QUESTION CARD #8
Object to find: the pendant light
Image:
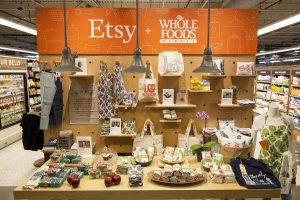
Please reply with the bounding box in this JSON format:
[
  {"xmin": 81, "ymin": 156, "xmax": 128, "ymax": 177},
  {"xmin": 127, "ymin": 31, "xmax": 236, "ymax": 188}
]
[
  {"xmin": 53, "ymin": 0, "xmax": 82, "ymax": 72},
  {"xmin": 123, "ymin": 0, "xmax": 151, "ymax": 73},
  {"xmin": 192, "ymin": 0, "xmax": 220, "ymax": 73}
]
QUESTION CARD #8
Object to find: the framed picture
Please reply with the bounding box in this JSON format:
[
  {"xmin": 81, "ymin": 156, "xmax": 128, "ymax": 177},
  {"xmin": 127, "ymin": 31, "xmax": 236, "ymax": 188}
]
[
  {"xmin": 176, "ymin": 88, "xmax": 188, "ymax": 105},
  {"xmin": 75, "ymin": 58, "xmax": 87, "ymax": 75},
  {"xmin": 110, "ymin": 118, "xmax": 122, "ymax": 135},
  {"xmin": 77, "ymin": 136, "xmax": 92, "ymax": 155},
  {"xmin": 163, "ymin": 89, "xmax": 174, "ymax": 105},
  {"xmin": 221, "ymin": 89, "xmax": 233, "ymax": 105}
]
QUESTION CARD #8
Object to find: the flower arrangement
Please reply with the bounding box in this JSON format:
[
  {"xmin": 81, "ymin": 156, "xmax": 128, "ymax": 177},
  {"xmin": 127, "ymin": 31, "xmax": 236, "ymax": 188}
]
[{"xmin": 195, "ymin": 111, "xmax": 209, "ymax": 129}]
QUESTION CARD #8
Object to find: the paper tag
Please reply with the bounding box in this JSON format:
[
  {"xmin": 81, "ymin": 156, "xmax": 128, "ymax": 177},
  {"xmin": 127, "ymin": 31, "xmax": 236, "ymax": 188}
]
[{"xmin": 239, "ymin": 164, "xmax": 247, "ymax": 175}]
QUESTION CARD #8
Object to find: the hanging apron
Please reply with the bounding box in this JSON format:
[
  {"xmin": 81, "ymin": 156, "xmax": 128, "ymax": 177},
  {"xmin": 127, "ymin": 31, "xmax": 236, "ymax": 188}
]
[
  {"xmin": 97, "ymin": 63, "xmax": 115, "ymax": 120},
  {"xmin": 259, "ymin": 115, "xmax": 291, "ymax": 178},
  {"xmin": 113, "ymin": 63, "xmax": 127, "ymax": 105}
]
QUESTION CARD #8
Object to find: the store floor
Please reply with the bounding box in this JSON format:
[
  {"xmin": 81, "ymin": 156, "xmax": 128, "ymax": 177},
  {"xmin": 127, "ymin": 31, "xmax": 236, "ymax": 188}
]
[{"xmin": 0, "ymin": 141, "xmax": 299, "ymax": 200}]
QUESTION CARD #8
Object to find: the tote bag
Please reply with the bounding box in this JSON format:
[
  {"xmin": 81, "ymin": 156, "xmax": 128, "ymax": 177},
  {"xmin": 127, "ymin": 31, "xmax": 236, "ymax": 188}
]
[
  {"xmin": 158, "ymin": 51, "xmax": 184, "ymax": 76},
  {"xmin": 133, "ymin": 119, "xmax": 163, "ymax": 155},
  {"xmin": 178, "ymin": 119, "xmax": 203, "ymax": 155},
  {"xmin": 138, "ymin": 65, "xmax": 159, "ymax": 102}
]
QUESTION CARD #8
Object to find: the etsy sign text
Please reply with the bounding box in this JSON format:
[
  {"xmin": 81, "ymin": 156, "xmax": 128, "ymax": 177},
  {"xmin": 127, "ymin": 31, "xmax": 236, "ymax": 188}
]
[{"xmin": 36, "ymin": 8, "xmax": 258, "ymax": 55}]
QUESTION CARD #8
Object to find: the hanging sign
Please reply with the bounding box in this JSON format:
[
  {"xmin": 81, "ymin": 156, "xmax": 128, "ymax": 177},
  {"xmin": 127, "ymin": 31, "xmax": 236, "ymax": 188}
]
[
  {"xmin": 36, "ymin": 8, "xmax": 258, "ymax": 55},
  {"xmin": 0, "ymin": 56, "xmax": 27, "ymax": 70},
  {"xmin": 257, "ymin": 70, "xmax": 271, "ymax": 75},
  {"xmin": 272, "ymin": 70, "xmax": 290, "ymax": 75}
]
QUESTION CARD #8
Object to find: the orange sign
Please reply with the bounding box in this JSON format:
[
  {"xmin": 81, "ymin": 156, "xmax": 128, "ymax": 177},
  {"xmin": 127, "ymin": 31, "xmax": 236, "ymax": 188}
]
[{"xmin": 36, "ymin": 8, "xmax": 258, "ymax": 55}]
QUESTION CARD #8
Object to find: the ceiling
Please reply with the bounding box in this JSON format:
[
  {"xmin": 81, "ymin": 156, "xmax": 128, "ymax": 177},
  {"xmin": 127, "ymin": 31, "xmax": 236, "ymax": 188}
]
[{"xmin": 0, "ymin": 0, "xmax": 299, "ymax": 58}]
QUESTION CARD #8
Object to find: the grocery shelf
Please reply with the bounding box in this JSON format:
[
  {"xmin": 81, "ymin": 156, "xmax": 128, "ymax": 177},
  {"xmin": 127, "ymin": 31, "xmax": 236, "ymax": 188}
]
[
  {"xmin": 231, "ymin": 75, "xmax": 256, "ymax": 78},
  {"xmin": 271, "ymin": 91, "xmax": 288, "ymax": 95},
  {"xmin": 271, "ymin": 99, "xmax": 285, "ymax": 103},
  {"xmin": 255, "ymin": 96, "xmax": 270, "ymax": 101},
  {"xmin": 188, "ymin": 89, "xmax": 213, "ymax": 93},
  {"xmin": 288, "ymin": 112, "xmax": 300, "ymax": 117},
  {"xmin": 217, "ymin": 104, "xmax": 241, "ymax": 107},
  {"xmin": 114, "ymin": 103, "xmax": 137, "ymax": 109},
  {"xmin": 159, "ymin": 119, "xmax": 182, "ymax": 123},
  {"xmin": 257, "ymin": 80, "xmax": 271, "ymax": 84},
  {"xmin": 31, "ymin": 104, "xmax": 41, "ymax": 109},
  {"xmin": 291, "ymin": 85, "xmax": 300, "ymax": 88},
  {"xmin": 290, "ymin": 95, "xmax": 300, "ymax": 98},
  {"xmin": 257, "ymin": 89, "xmax": 268, "ymax": 92},
  {"xmin": 99, "ymin": 134, "xmax": 136, "ymax": 138},
  {"xmin": 0, "ymin": 108, "xmax": 26, "ymax": 116},
  {"xmin": 271, "ymin": 83, "xmax": 289, "ymax": 86},
  {"xmin": 145, "ymin": 103, "xmax": 196, "ymax": 108}
]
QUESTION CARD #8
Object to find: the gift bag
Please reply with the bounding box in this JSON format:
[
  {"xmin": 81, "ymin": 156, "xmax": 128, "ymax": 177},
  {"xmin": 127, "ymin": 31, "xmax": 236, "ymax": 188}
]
[
  {"xmin": 178, "ymin": 119, "xmax": 203, "ymax": 155},
  {"xmin": 236, "ymin": 62, "xmax": 255, "ymax": 75},
  {"xmin": 133, "ymin": 119, "xmax": 163, "ymax": 155},
  {"xmin": 138, "ymin": 64, "xmax": 159, "ymax": 102},
  {"xmin": 158, "ymin": 51, "xmax": 184, "ymax": 76},
  {"xmin": 220, "ymin": 146, "xmax": 250, "ymax": 164}
]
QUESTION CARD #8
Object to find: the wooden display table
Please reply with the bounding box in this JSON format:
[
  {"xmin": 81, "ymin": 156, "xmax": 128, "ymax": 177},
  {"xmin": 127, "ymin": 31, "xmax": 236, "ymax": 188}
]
[{"xmin": 14, "ymin": 156, "xmax": 280, "ymax": 200}]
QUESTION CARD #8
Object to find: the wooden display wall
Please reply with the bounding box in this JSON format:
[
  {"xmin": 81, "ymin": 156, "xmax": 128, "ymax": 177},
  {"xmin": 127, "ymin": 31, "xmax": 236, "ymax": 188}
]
[{"xmin": 41, "ymin": 55, "xmax": 255, "ymax": 153}]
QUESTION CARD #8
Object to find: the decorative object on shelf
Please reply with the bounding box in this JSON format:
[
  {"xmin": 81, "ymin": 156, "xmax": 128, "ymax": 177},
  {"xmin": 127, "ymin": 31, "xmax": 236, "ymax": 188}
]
[
  {"xmin": 190, "ymin": 78, "xmax": 210, "ymax": 91},
  {"xmin": 192, "ymin": 0, "xmax": 220, "ymax": 74},
  {"xmin": 221, "ymin": 89, "xmax": 233, "ymax": 105},
  {"xmin": 162, "ymin": 109, "xmax": 177, "ymax": 119},
  {"xmin": 196, "ymin": 111, "xmax": 210, "ymax": 129},
  {"xmin": 121, "ymin": 120, "xmax": 137, "ymax": 135},
  {"xmin": 53, "ymin": 0, "xmax": 82, "ymax": 73},
  {"xmin": 74, "ymin": 58, "xmax": 87, "ymax": 75},
  {"xmin": 229, "ymin": 85, "xmax": 238, "ymax": 104},
  {"xmin": 133, "ymin": 118, "xmax": 163, "ymax": 155},
  {"xmin": 236, "ymin": 62, "xmax": 255, "ymax": 75},
  {"xmin": 138, "ymin": 62, "xmax": 159, "ymax": 102},
  {"xmin": 123, "ymin": 0, "xmax": 150, "ymax": 74},
  {"xmin": 162, "ymin": 89, "xmax": 174, "ymax": 105},
  {"xmin": 190, "ymin": 141, "xmax": 218, "ymax": 162},
  {"xmin": 110, "ymin": 118, "xmax": 122, "ymax": 135},
  {"xmin": 133, "ymin": 147, "xmax": 154, "ymax": 167},
  {"xmin": 176, "ymin": 88, "xmax": 188, "ymax": 105},
  {"xmin": 178, "ymin": 119, "xmax": 204, "ymax": 156},
  {"xmin": 158, "ymin": 51, "xmax": 184, "ymax": 76},
  {"xmin": 212, "ymin": 59, "xmax": 224, "ymax": 75}
]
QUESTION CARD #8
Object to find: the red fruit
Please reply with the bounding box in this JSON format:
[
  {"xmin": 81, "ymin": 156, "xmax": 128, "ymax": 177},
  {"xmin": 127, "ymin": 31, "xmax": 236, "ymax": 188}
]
[
  {"xmin": 104, "ymin": 176, "xmax": 113, "ymax": 187},
  {"xmin": 106, "ymin": 172, "xmax": 116, "ymax": 178},
  {"xmin": 67, "ymin": 174, "xmax": 77, "ymax": 185},
  {"xmin": 112, "ymin": 175, "xmax": 121, "ymax": 185},
  {"xmin": 71, "ymin": 177, "xmax": 80, "ymax": 188}
]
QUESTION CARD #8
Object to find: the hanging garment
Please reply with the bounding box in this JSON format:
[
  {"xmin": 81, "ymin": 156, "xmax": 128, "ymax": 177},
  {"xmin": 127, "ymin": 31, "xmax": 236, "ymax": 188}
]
[
  {"xmin": 259, "ymin": 115, "xmax": 291, "ymax": 178},
  {"xmin": 40, "ymin": 71, "xmax": 57, "ymax": 130},
  {"xmin": 113, "ymin": 62, "xmax": 127, "ymax": 105},
  {"xmin": 97, "ymin": 63, "xmax": 115, "ymax": 119},
  {"xmin": 21, "ymin": 113, "xmax": 44, "ymax": 151},
  {"xmin": 49, "ymin": 78, "xmax": 63, "ymax": 125}
]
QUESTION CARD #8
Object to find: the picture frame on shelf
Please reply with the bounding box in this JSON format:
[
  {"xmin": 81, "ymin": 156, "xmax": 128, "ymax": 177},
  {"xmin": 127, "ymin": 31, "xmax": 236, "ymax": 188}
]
[
  {"xmin": 176, "ymin": 88, "xmax": 188, "ymax": 105},
  {"xmin": 77, "ymin": 136, "xmax": 92, "ymax": 155},
  {"xmin": 221, "ymin": 89, "xmax": 233, "ymax": 105},
  {"xmin": 163, "ymin": 89, "xmax": 175, "ymax": 105},
  {"xmin": 110, "ymin": 118, "xmax": 122, "ymax": 135}
]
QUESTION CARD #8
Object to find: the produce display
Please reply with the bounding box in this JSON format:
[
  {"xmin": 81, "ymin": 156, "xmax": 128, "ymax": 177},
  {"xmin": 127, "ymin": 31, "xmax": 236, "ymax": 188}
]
[
  {"xmin": 189, "ymin": 78, "xmax": 210, "ymax": 91},
  {"xmin": 104, "ymin": 172, "xmax": 121, "ymax": 187},
  {"xmin": 150, "ymin": 164, "xmax": 204, "ymax": 184}
]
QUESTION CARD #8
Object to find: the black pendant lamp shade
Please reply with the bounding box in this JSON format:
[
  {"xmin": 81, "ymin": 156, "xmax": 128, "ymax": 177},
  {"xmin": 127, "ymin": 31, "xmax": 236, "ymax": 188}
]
[
  {"xmin": 192, "ymin": 0, "xmax": 220, "ymax": 73},
  {"xmin": 123, "ymin": 0, "xmax": 151, "ymax": 74},
  {"xmin": 53, "ymin": 0, "xmax": 82, "ymax": 72}
]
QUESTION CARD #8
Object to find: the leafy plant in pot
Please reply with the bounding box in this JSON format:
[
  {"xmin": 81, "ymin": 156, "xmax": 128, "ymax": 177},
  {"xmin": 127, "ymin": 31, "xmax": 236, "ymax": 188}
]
[{"xmin": 190, "ymin": 141, "xmax": 218, "ymax": 162}]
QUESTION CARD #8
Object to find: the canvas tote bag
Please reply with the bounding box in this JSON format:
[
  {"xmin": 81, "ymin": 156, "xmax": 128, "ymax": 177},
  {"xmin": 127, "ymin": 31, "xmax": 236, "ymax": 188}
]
[
  {"xmin": 138, "ymin": 65, "xmax": 159, "ymax": 102},
  {"xmin": 158, "ymin": 51, "xmax": 184, "ymax": 76},
  {"xmin": 133, "ymin": 118, "xmax": 163, "ymax": 155},
  {"xmin": 178, "ymin": 119, "xmax": 203, "ymax": 155}
]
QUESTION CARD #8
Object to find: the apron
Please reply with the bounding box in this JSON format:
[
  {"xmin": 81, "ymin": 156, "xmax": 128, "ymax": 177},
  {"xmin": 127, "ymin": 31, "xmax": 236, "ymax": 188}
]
[
  {"xmin": 97, "ymin": 63, "xmax": 115, "ymax": 119},
  {"xmin": 259, "ymin": 115, "xmax": 291, "ymax": 178}
]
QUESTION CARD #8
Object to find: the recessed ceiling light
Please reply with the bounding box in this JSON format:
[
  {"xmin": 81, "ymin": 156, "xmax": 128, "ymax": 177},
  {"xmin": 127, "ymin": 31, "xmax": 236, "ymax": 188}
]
[
  {"xmin": 0, "ymin": 18, "xmax": 36, "ymax": 35},
  {"xmin": 256, "ymin": 46, "xmax": 300, "ymax": 56}
]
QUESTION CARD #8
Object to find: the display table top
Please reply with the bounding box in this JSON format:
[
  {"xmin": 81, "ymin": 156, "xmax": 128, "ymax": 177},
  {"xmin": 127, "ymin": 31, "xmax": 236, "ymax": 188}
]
[{"xmin": 14, "ymin": 156, "xmax": 280, "ymax": 200}]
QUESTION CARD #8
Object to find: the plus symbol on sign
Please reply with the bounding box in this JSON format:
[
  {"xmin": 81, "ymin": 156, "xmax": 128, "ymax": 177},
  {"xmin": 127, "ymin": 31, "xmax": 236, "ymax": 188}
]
[{"xmin": 145, "ymin": 28, "xmax": 151, "ymax": 35}]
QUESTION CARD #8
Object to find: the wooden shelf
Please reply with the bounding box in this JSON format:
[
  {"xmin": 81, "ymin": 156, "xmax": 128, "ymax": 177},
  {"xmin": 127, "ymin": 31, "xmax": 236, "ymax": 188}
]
[
  {"xmin": 114, "ymin": 103, "xmax": 137, "ymax": 109},
  {"xmin": 145, "ymin": 103, "xmax": 196, "ymax": 108},
  {"xmin": 69, "ymin": 75, "xmax": 94, "ymax": 78},
  {"xmin": 188, "ymin": 89, "xmax": 213, "ymax": 93},
  {"xmin": 99, "ymin": 134, "xmax": 136, "ymax": 138},
  {"xmin": 202, "ymin": 75, "xmax": 226, "ymax": 79},
  {"xmin": 218, "ymin": 104, "xmax": 241, "ymax": 107},
  {"xmin": 291, "ymin": 85, "xmax": 300, "ymax": 88},
  {"xmin": 255, "ymin": 96, "xmax": 270, "ymax": 101},
  {"xmin": 159, "ymin": 74, "xmax": 182, "ymax": 77},
  {"xmin": 271, "ymin": 99, "xmax": 285, "ymax": 103},
  {"xmin": 159, "ymin": 119, "xmax": 182, "ymax": 123},
  {"xmin": 257, "ymin": 80, "xmax": 271, "ymax": 84},
  {"xmin": 271, "ymin": 91, "xmax": 287, "ymax": 95},
  {"xmin": 231, "ymin": 75, "xmax": 256, "ymax": 78}
]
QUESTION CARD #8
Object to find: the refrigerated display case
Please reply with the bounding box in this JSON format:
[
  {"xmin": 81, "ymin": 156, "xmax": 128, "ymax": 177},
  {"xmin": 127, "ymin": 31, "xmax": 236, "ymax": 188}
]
[{"xmin": 0, "ymin": 72, "xmax": 29, "ymax": 129}]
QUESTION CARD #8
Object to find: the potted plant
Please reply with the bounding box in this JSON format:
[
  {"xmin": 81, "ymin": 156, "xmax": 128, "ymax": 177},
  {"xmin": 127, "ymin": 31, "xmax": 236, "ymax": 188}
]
[
  {"xmin": 190, "ymin": 141, "xmax": 218, "ymax": 162},
  {"xmin": 195, "ymin": 111, "xmax": 209, "ymax": 129}
]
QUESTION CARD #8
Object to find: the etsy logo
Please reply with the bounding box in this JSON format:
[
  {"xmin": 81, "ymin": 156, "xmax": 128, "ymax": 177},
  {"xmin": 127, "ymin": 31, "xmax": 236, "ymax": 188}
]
[
  {"xmin": 89, "ymin": 19, "xmax": 136, "ymax": 43},
  {"xmin": 159, "ymin": 15, "xmax": 198, "ymax": 44}
]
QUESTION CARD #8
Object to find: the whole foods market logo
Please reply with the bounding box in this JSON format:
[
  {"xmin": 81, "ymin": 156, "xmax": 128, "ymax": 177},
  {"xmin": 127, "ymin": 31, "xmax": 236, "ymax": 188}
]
[{"xmin": 159, "ymin": 15, "xmax": 198, "ymax": 44}]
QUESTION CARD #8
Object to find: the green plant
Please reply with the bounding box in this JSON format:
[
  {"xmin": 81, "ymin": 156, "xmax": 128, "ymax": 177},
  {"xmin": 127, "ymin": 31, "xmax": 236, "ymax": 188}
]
[{"xmin": 190, "ymin": 141, "xmax": 218, "ymax": 155}]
